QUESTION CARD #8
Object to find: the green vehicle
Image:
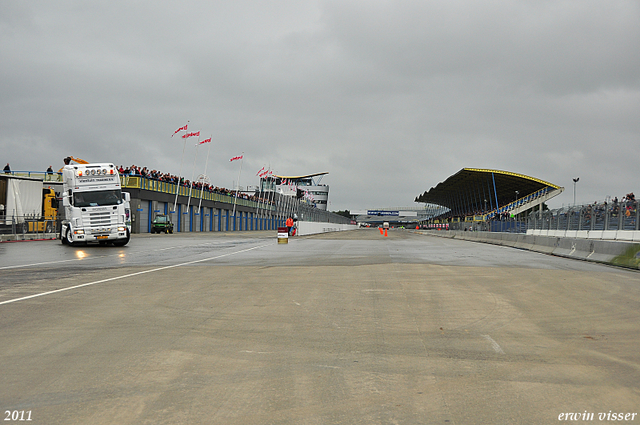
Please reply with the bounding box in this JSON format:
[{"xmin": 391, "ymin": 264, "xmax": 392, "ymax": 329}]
[{"xmin": 151, "ymin": 214, "xmax": 173, "ymax": 234}]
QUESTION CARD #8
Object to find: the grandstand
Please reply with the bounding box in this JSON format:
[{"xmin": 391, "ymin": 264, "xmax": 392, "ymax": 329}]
[{"xmin": 414, "ymin": 168, "xmax": 564, "ymax": 222}]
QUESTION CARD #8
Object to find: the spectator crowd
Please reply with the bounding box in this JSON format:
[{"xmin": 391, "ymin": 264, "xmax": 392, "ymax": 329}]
[{"xmin": 117, "ymin": 164, "xmax": 274, "ymax": 205}]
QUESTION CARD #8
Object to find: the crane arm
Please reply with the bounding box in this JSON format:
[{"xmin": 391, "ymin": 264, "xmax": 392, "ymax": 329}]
[
  {"xmin": 68, "ymin": 156, "xmax": 89, "ymax": 164},
  {"xmin": 58, "ymin": 156, "xmax": 91, "ymax": 172}
]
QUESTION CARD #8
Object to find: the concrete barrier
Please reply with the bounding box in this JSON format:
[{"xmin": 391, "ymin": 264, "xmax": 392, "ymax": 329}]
[
  {"xmin": 296, "ymin": 221, "xmax": 358, "ymax": 236},
  {"xmin": 417, "ymin": 230, "xmax": 640, "ymax": 269},
  {"xmin": 528, "ymin": 228, "xmax": 640, "ymax": 242},
  {"xmin": 531, "ymin": 235, "xmax": 559, "ymax": 254}
]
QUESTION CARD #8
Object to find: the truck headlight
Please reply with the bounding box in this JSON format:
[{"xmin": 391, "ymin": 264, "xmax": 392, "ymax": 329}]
[
  {"xmin": 117, "ymin": 226, "xmax": 126, "ymax": 232},
  {"xmin": 74, "ymin": 229, "xmax": 84, "ymax": 235}
]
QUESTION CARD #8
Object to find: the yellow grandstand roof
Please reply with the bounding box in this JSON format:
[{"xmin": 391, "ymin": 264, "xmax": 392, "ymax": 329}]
[
  {"xmin": 415, "ymin": 168, "xmax": 562, "ymax": 212},
  {"xmin": 463, "ymin": 168, "xmax": 560, "ymax": 189}
]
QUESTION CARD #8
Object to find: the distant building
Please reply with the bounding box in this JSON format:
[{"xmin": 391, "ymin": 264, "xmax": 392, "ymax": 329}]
[
  {"xmin": 351, "ymin": 206, "xmax": 446, "ymax": 226},
  {"xmin": 260, "ymin": 172, "xmax": 330, "ymax": 211}
]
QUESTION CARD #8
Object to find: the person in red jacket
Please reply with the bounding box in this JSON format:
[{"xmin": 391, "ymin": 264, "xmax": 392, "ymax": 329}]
[{"xmin": 286, "ymin": 216, "xmax": 294, "ymax": 235}]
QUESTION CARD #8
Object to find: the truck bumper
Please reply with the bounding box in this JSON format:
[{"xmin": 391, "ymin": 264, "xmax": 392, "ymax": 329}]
[{"xmin": 67, "ymin": 226, "xmax": 128, "ymax": 243}]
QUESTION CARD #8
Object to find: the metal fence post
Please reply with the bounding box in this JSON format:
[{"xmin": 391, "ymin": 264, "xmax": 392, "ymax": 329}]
[
  {"xmin": 619, "ymin": 206, "xmax": 624, "ymax": 230},
  {"xmin": 578, "ymin": 209, "xmax": 583, "ymax": 231}
]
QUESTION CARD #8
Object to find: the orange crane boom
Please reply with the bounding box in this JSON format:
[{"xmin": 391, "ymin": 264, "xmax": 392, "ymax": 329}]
[{"xmin": 58, "ymin": 156, "xmax": 90, "ymax": 172}]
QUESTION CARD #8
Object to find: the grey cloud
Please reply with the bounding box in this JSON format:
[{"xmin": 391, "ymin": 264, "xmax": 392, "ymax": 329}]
[{"xmin": 1, "ymin": 0, "xmax": 638, "ymax": 210}]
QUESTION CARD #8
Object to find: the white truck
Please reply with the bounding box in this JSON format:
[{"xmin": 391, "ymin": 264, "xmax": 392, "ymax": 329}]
[{"xmin": 60, "ymin": 163, "xmax": 131, "ymax": 246}]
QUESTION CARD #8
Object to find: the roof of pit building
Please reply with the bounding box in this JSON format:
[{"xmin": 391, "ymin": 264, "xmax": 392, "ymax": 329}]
[
  {"xmin": 414, "ymin": 168, "xmax": 563, "ymax": 217},
  {"xmin": 271, "ymin": 172, "xmax": 328, "ymax": 180}
]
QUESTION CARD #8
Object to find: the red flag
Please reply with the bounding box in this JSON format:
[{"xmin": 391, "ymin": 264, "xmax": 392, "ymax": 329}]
[
  {"xmin": 256, "ymin": 167, "xmax": 265, "ymax": 176},
  {"xmin": 229, "ymin": 155, "xmax": 243, "ymax": 162},
  {"xmin": 198, "ymin": 137, "xmax": 212, "ymax": 145},
  {"xmin": 172, "ymin": 123, "xmax": 188, "ymax": 137},
  {"xmin": 182, "ymin": 131, "xmax": 200, "ymax": 139}
]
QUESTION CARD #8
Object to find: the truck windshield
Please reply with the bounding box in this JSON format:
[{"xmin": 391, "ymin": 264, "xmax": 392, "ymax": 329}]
[{"xmin": 73, "ymin": 189, "xmax": 122, "ymax": 207}]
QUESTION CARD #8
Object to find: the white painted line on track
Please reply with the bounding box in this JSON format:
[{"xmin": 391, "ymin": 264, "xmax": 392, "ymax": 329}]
[
  {"xmin": 0, "ymin": 242, "xmax": 273, "ymax": 306},
  {"xmin": 0, "ymin": 257, "xmax": 87, "ymax": 270},
  {"xmin": 482, "ymin": 334, "xmax": 506, "ymax": 354},
  {"xmin": 0, "ymin": 240, "xmax": 242, "ymax": 270}
]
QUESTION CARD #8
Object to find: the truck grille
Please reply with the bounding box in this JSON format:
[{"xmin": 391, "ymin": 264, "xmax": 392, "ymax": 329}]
[{"xmin": 88, "ymin": 212, "xmax": 114, "ymax": 226}]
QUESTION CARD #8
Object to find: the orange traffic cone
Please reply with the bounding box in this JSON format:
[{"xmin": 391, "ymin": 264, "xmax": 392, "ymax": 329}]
[
  {"xmin": 384, "ymin": 228, "xmax": 388, "ymax": 237},
  {"xmin": 379, "ymin": 227, "xmax": 383, "ymax": 235}
]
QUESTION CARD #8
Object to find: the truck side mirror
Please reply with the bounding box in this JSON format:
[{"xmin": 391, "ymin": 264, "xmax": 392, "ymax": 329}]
[{"xmin": 123, "ymin": 192, "xmax": 130, "ymax": 202}]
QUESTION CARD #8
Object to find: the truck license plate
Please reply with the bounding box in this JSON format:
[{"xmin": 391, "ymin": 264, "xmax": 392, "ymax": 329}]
[{"xmin": 97, "ymin": 235, "xmax": 108, "ymax": 240}]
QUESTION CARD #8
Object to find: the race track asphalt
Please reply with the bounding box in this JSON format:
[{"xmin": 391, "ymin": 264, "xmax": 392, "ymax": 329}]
[{"xmin": 1, "ymin": 229, "xmax": 639, "ymax": 424}]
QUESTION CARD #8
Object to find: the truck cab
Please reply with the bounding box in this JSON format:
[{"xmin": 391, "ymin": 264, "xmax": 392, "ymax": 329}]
[{"xmin": 60, "ymin": 163, "xmax": 131, "ymax": 246}]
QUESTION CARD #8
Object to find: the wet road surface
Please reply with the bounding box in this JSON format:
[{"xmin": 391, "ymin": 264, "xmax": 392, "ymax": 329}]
[{"xmin": 1, "ymin": 229, "xmax": 639, "ymax": 424}]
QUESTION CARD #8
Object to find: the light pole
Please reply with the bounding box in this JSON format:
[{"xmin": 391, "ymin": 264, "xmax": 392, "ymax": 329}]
[{"xmin": 573, "ymin": 177, "xmax": 579, "ymax": 206}]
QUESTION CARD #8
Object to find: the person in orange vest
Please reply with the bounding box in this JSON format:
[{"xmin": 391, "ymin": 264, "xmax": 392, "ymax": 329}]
[{"xmin": 286, "ymin": 216, "xmax": 294, "ymax": 235}]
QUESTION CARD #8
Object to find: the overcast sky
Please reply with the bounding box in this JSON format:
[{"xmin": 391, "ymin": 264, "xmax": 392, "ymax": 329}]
[{"xmin": 1, "ymin": 1, "xmax": 638, "ymax": 211}]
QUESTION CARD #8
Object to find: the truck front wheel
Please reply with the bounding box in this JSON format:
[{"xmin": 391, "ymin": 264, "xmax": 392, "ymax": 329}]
[
  {"xmin": 61, "ymin": 228, "xmax": 70, "ymax": 245},
  {"xmin": 113, "ymin": 230, "xmax": 130, "ymax": 247}
]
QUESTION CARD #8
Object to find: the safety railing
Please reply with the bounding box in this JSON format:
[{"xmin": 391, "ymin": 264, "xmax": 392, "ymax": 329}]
[
  {"xmin": 120, "ymin": 176, "xmax": 274, "ymax": 211},
  {"xmin": 446, "ymin": 219, "xmax": 528, "ymax": 233},
  {"xmin": 3, "ymin": 170, "xmax": 63, "ymax": 182},
  {"xmin": 528, "ymin": 200, "xmax": 639, "ymax": 231},
  {"xmin": 0, "ymin": 215, "xmax": 59, "ymax": 239},
  {"xmin": 485, "ymin": 186, "xmax": 551, "ymax": 219},
  {"xmin": 297, "ymin": 203, "xmax": 353, "ymax": 225}
]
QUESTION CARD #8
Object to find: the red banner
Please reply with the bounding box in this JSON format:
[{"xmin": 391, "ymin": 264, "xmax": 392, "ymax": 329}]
[
  {"xmin": 182, "ymin": 131, "xmax": 200, "ymax": 139},
  {"xmin": 172, "ymin": 124, "xmax": 188, "ymax": 137}
]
